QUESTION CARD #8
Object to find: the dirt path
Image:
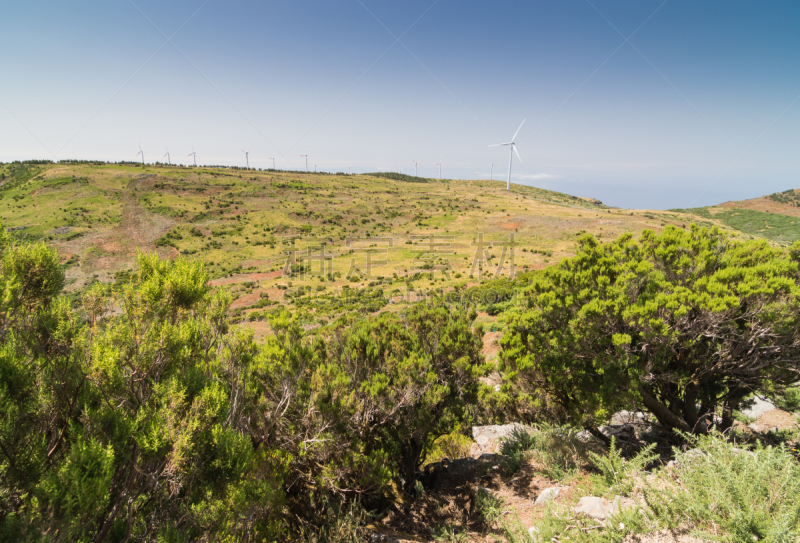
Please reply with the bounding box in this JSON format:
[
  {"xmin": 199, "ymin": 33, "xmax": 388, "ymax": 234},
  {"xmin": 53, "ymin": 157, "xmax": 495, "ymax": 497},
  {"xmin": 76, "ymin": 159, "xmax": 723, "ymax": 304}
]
[{"xmin": 54, "ymin": 188, "xmax": 176, "ymax": 290}]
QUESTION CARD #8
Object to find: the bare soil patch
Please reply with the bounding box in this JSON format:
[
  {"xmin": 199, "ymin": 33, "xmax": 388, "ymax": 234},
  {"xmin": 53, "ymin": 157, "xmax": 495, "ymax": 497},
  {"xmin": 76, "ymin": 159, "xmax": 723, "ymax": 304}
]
[{"xmin": 751, "ymin": 409, "xmax": 797, "ymax": 432}]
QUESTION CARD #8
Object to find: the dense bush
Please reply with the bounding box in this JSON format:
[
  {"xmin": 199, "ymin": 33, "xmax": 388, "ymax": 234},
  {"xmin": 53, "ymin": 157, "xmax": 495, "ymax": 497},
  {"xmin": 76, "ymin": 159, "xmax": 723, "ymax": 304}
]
[
  {"xmin": 501, "ymin": 226, "xmax": 800, "ymax": 436},
  {"xmin": 0, "ymin": 221, "xmax": 488, "ymax": 541}
]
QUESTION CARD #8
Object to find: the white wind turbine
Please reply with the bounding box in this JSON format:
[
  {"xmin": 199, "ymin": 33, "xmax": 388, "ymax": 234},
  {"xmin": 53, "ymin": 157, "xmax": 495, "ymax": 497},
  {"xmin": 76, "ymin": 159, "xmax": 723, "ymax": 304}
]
[
  {"xmin": 242, "ymin": 149, "xmax": 250, "ymax": 169},
  {"xmin": 299, "ymin": 150, "xmax": 309, "ymax": 171},
  {"xmin": 490, "ymin": 162, "xmax": 493, "ymax": 181},
  {"xmin": 187, "ymin": 146, "xmax": 198, "ymax": 167},
  {"xmin": 412, "ymin": 159, "xmax": 419, "ymax": 177},
  {"xmin": 435, "ymin": 157, "xmax": 442, "ymax": 180},
  {"xmin": 489, "ymin": 119, "xmax": 525, "ymax": 190},
  {"xmin": 163, "ymin": 147, "xmax": 171, "ymax": 165},
  {"xmin": 136, "ymin": 144, "xmax": 145, "ymax": 165}
]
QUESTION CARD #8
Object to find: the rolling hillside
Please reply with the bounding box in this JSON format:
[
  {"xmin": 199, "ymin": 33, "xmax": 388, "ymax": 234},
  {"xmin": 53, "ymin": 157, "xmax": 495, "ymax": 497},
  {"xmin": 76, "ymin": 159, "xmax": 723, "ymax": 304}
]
[{"xmin": 1, "ymin": 161, "xmax": 793, "ymax": 334}]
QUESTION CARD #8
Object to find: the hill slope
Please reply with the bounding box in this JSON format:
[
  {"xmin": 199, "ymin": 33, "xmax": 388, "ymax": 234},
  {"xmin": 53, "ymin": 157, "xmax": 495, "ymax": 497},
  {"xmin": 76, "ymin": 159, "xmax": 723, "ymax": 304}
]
[
  {"xmin": 671, "ymin": 189, "xmax": 800, "ymax": 245},
  {"xmin": 3, "ymin": 161, "xmax": 788, "ymax": 334}
]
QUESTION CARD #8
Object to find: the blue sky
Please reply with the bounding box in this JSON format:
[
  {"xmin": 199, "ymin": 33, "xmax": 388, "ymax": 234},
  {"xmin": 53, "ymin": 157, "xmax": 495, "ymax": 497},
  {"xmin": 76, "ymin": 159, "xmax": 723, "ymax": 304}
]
[{"xmin": 1, "ymin": 1, "xmax": 798, "ymax": 209}]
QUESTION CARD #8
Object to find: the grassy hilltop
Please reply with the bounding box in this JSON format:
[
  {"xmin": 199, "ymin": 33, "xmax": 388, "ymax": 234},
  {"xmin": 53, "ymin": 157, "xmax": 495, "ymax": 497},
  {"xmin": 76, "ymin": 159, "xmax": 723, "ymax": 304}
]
[
  {"xmin": 3, "ymin": 161, "xmax": 797, "ymax": 330},
  {"xmin": 0, "ymin": 164, "xmax": 717, "ymax": 277},
  {"xmin": 0, "ymin": 161, "xmax": 716, "ymax": 339},
  {"xmin": 4, "ymin": 160, "xmax": 797, "ymax": 335}
]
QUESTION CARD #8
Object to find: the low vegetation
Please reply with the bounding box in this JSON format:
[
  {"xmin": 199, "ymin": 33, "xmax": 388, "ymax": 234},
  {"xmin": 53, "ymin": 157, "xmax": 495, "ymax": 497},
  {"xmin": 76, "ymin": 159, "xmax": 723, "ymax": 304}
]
[{"xmin": 1, "ymin": 161, "xmax": 800, "ymax": 541}]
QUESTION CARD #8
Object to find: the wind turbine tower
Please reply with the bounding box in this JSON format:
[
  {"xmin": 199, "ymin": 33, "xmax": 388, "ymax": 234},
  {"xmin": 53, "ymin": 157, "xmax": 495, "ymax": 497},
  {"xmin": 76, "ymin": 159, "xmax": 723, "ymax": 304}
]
[
  {"xmin": 136, "ymin": 145, "xmax": 145, "ymax": 165},
  {"xmin": 489, "ymin": 119, "xmax": 525, "ymax": 191},
  {"xmin": 242, "ymin": 149, "xmax": 250, "ymax": 169},
  {"xmin": 187, "ymin": 147, "xmax": 198, "ymax": 167},
  {"xmin": 412, "ymin": 159, "xmax": 419, "ymax": 177},
  {"xmin": 435, "ymin": 158, "xmax": 442, "ymax": 180},
  {"xmin": 163, "ymin": 147, "xmax": 171, "ymax": 165},
  {"xmin": 299, "ymin": 150, "xmax": 309, "ymax": 172},
  {"xmin": 490, "ymin": 163, "xmax": 493, "ymax": 181}
]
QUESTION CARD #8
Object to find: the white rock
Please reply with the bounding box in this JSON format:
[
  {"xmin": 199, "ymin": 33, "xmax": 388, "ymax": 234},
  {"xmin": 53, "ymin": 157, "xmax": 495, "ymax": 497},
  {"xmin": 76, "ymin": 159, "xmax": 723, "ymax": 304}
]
[
  {"xmin": 574, "ymin": 496, "xmax": 607, "ymax": 520},
  {"xmin": 573, "ymin": 496, "xmax": 626, "ymax": 521},
  {"xmin": 471, "ymin": 423, "xmax": 533, "ymax": 455},
  {"xmin": 610, "ymin": 410, "xmax": 648, "ymax": 427},
  {"xmin": 742, "ymin": 396, "xmax": 776, "ymax": 419},
  {"xmin": 534, "ymin": 487, "xmax": 559, "ymax": 505}
]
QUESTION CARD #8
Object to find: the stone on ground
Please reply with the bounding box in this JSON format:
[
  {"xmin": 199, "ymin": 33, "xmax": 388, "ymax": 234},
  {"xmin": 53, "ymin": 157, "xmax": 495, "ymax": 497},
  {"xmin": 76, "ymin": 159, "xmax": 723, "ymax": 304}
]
[
  {"xmin": 741, "ymin": 396, "xmax": 776, "ymax": 419},
  {"xmin": 573, "ymin": 495, "xmax": 629, "ymax": 521},
  {"xmin": 534, "ymin": 487, "xmax": 560, "ymax": 505},
  {"xmin": 470, "ymin": 423, "xmax": 532, "ymax": 456}
]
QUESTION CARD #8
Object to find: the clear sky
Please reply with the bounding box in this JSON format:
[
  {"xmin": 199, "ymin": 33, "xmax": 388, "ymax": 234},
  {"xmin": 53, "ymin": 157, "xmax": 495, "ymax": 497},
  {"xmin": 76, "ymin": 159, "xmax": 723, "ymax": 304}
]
[{"xmin": 1, "ymin": 1, "xmax": 798, "ymax": 209}]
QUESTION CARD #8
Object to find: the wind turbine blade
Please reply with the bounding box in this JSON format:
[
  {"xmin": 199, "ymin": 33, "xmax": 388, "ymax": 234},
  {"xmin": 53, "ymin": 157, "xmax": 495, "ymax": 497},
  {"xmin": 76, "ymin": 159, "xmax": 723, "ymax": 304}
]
[
  {"xmin": 511, "ymin": 119, "xmax": 526, "ymax": 142},
  {"xmin": 513, "ymin": 144, "xmax": 523, "ymax": 164},
  {"xmin": 489, "ymin": 143, "xmax": 512, "ymax": 147}
]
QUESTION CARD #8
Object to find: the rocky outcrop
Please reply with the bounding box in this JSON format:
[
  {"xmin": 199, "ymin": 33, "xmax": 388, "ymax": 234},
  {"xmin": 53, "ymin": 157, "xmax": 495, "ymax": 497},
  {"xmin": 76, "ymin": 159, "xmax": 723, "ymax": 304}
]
[{"xmin": 470, "ymin": 423, "xmax": 532, "ymax": 456}]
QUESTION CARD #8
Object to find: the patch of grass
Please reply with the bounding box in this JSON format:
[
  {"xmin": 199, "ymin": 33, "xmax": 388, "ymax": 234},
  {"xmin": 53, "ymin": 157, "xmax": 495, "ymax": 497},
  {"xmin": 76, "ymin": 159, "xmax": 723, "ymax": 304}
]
[
  {"xmin": 296, "ymin": 499, "xmax": 370, "ymax": 542},
  {"xmin": 499, "ymin": 424, "xmax": 586, "ymax": 480},
  {"xmin": 587, "ymin": 438, "xmax": 658, "ymax": 496},
  {"xmin": 644, "ymin": 434, "xmax": 800, "ymax": 542},
  {"xmin": 713, "ymin": 208, "xmax": 800, "ymax": 244},
  {"xmin": 431, "ymin": 523, "xmax": 469, "ymax": 542},
  {"xmin": 474, "ymin": 490, "xmax": 504, "ymax": 532}
]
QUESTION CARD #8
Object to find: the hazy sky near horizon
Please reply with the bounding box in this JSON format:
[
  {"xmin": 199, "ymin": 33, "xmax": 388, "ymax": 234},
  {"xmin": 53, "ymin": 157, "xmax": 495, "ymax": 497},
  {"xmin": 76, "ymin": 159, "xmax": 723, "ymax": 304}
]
[{"xmin": 1, "ymin": 1, "xmax": 799, "ymax": 209}]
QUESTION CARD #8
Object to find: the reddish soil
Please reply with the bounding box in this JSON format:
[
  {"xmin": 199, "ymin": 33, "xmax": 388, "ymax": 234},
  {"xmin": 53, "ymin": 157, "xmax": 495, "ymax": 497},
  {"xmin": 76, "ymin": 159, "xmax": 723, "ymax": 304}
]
[
  {"xmin": 717, "ymin": 197, "xmax": 800, "ymax": 218},
  {"xmin": 231, "ymin": 291, "xmax": 262, "ymax": 310},
  {"xmin": 481, "ymin": 331, "xmax": 502, "ymax": 359}
]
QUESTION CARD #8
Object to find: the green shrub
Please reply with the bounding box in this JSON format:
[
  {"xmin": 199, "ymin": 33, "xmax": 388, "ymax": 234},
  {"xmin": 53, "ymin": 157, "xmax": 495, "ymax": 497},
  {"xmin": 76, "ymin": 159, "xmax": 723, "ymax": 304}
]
[
  {"xmin": 431, "ymin": 523, "xmax": 469, "ymax": 542},
  {"xmin": 775, "ymin": 386, "xmax": 800, "ymax": 412},
  {"xmin": 644, "ymin": 434, "xmax": 800, "ymax": 541},
  {"xmin": 502, "ymin": 226, "xmax": 800, "ymax": 435},
  {"xmin": 426, "ymin": 429, "xmax": 473, "ymax": 464},
  {"xmin": 474, "ymin": 490, "xmax": 504, "ymax": 531},
  {"xmin": 587, "ymin": 437, "xmax": 657, "ymax": 496},
  {"xmin": 499, "ymin": 424, "xmax": 585, "ymax": 480}
]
